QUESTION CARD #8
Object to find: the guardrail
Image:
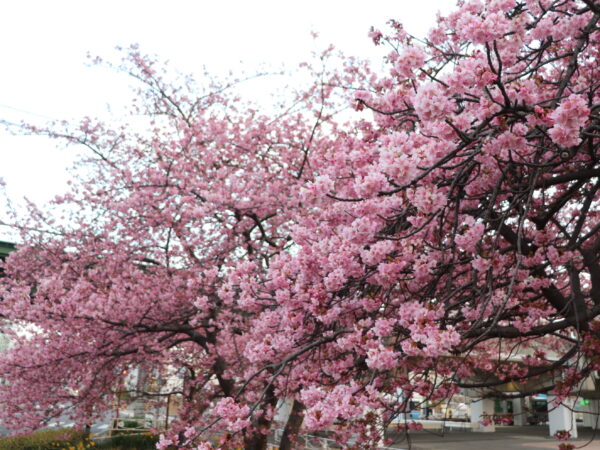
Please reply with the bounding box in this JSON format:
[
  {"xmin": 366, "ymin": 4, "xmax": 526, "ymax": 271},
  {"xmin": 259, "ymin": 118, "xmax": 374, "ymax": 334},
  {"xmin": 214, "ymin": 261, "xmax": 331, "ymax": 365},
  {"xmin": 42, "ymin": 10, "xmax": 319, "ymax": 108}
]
[{"xmin": 269, "ymin": 428, "xmax": 400, "ymax": 449}]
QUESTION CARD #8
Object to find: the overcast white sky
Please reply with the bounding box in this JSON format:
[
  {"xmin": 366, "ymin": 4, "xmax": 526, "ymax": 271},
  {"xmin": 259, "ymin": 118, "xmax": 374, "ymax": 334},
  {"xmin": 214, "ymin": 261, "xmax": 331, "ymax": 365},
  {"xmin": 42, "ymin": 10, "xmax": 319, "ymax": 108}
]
[{"xmin": 0, "ymin": 0, "xmax": 455, "ymax": 238}]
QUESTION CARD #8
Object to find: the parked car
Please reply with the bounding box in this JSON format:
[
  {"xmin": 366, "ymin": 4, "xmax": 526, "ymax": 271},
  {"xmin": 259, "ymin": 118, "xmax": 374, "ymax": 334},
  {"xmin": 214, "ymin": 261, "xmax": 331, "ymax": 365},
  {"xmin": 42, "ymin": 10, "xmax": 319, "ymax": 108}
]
[
  {"xmin": 527, "ymin": 411, "xmax": 548, "ymax": 425},
  {"xmin": 527, "ymin": 399, "xmax": 548, "ymax": 425}
]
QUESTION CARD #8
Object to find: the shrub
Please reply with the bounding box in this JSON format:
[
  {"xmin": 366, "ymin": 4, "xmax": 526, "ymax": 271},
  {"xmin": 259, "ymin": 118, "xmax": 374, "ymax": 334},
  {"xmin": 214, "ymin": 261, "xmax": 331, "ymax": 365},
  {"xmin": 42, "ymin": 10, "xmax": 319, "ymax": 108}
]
[
  {"xmin": 0, "ymin": 428, "xmax": 90, "ymax": 450},
  {"xmin": 93, "ymin": 433, "xmax": 158, "ymax": 450},
  {"xmin": 121, "ymin": 421, "xmax": 142, "ymax": 429}
]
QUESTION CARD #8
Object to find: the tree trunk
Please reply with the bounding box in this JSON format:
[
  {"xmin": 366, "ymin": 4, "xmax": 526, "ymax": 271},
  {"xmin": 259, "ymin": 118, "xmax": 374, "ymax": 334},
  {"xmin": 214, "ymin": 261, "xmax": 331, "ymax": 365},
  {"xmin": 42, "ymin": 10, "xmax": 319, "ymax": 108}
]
[
  {"xmin": 243, "ymin": 433, "xmax": 269, "ymax": 450},
  {"xmin": 279, "ymin": 400, "xmax": 305, "ymax": 450},
  {"xmin": 243, "ymin": 385, "xmax": 277, "ymax": 450}
]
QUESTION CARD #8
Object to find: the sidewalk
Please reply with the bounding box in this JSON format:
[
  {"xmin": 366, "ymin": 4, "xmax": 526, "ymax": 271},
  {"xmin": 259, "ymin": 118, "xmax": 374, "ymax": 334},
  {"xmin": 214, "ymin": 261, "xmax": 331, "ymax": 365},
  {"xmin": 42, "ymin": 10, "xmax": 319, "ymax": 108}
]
[{"xmin": 388, "ymin": 425, "xmax": 600, "ymax": 449}]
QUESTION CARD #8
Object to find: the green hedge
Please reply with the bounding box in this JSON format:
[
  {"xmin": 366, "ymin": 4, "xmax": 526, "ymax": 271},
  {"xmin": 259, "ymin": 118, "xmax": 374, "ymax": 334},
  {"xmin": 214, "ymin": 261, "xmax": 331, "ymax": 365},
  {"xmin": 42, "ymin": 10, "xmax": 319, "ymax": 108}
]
[
  {"xmin": 0, "ymin": 428, "xmax": 90, "ymax": 450},
  {"xmin": 93, "ymin": 433, "xmax": 159, "ymax": 449},
  {"xmin": 0, "ymin": 428, "xmax": 159, "ymax": 450}
]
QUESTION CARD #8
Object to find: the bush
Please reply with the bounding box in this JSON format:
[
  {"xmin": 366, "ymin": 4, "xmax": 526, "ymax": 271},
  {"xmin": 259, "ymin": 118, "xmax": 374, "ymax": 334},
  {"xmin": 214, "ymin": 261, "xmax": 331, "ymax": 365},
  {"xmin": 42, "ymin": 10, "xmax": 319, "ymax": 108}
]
[
  {"xmin": 93, "ymin": 433, "xmax": 158, "ymax": 450},
  {"xmin": 0, "ymin": 428, "xmax": 90, "ymax": 450},
  {"xmin": 121, "ymin": 421, "xmax": 142, "ymax": 429}
]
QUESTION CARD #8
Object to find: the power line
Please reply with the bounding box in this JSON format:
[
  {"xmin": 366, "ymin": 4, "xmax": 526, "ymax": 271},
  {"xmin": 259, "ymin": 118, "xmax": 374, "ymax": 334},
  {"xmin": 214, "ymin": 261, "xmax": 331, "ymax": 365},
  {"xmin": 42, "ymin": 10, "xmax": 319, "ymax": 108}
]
[{"xmin": 0, "ymin": 104, "xmax": 56, "ymax": 121}]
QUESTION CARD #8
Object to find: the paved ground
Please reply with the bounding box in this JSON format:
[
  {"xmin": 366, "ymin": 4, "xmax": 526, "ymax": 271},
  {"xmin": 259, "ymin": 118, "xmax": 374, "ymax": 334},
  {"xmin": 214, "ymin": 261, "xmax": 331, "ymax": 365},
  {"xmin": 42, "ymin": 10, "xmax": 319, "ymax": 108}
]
[
  {"xmin": 388, "ymin": 425, "xmax": 600, "ymax": 449},
  {"xmin": 3, "ymin": 420, "xmax": 599, "ymax": 449}
]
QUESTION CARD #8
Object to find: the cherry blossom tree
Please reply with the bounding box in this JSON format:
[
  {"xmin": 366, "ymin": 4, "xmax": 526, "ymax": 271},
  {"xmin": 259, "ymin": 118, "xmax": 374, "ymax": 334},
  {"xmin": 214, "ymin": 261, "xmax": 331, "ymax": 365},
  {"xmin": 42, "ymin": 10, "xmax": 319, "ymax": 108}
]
[
  {"xmin": 0, "ymin": 46, "xmax": 371, "ymax": 448},
  {"xmin": 1, "ymin": 0, "xmax": 600, "ymax": 448},
  {"xmin": 234, "ymin": 0, "xmax": 600, "ymax": 446}
]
